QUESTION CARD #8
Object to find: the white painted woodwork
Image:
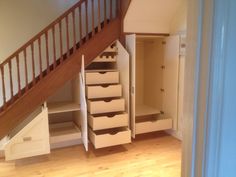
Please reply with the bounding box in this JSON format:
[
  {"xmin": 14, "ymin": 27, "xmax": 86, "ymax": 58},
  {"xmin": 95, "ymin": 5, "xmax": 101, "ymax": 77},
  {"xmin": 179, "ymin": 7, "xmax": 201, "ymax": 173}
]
[
  {"xmin": 49, "ymin": 122, "xmax": 81, "ymax": 145},
  {"xmin": 89, "ymin": 128, "xmax": 131, "ymax": 149},
  {"xmin": 79, "ymin": 56, "xmax": 88, "ymax": 151},
  {"xmin": 135, "ymin": 118, "xmax": 172, "ymax": 135},
  {"xmin": 163, "ymin": 35, "xmax": 180, "ymax": 130},
  {"xmin": 124, "ymin": 0, "xmax": 182, "ymax": 33},
  {"xmin": 136, "ymin": 104, "xmax": 161, "ymax": 117},
  {"xmin": 87, "ymin": 98, "xmax": 125, "ymax": 114},
  {"xmin": 85, "ymin": 69, "xmax": 117, "ymax": 72},
  {"xmin": 47, "ymin": 102, "xmax": 80, "ymax": 114},
  {"xmin": 88, "ymin": 113, "xmax": 129, "ymax": 131},
  {"xmin": 4, "ymin": 106, "xmax": 50, "ymax": 161},
  {"xmin": 93, "ymin": 56, "xmax": 117, "ymax": 62},
  {"xmin": 85, "ymin": 71, "xmax": 119, "ymax": 85},
  {"xmin": 104, "ymin": 45, "xmax": 117, "ymax": 52},
  {"xmin": 125, "ymin": 34, "xmax": 136, "ymax": 138},
  {"xmin": 86, "ymin": 85, "xmax": 122, "ymax": 99},
  {"xmin": 116, "ymin": 41, "xmax": 130, "ymax": 127},
  {"xmin": 126, "ymin": 34, "xmax": 181, "ymax": 136}
]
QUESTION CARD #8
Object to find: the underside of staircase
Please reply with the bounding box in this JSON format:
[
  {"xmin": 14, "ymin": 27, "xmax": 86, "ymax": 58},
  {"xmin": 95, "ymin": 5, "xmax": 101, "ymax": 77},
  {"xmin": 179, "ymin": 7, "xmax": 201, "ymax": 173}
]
[{"xmin": 0, "ymin": 0, "xmax": 131, "ymax": 139}]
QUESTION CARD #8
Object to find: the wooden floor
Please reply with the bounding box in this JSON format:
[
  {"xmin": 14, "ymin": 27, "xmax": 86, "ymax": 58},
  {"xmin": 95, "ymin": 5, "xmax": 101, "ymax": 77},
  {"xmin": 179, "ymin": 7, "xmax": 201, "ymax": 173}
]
[{"xmin": 0, "ymin": 132, "xmax": 181, "ymax": 177}]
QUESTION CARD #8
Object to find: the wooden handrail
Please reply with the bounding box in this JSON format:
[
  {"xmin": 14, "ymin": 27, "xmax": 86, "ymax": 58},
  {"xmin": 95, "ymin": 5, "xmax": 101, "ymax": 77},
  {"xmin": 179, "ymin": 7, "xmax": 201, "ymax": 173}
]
[{"xmin": 0, "ymin": 0, "xmax": 121, "ymax": 112}]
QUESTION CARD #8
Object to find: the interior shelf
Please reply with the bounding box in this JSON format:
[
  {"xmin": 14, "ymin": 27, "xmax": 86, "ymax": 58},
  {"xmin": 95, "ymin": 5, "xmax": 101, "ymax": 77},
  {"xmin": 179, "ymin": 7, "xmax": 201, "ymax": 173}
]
[
  {"xmin": 85, "ymin": 69, "xmax": 118, "ymax": 73},
  {"xmin": 47, "ymin": 101, "xmax": 80, "ymax": 114},
  {"xmin": 135, "ymin": 104, "xmax": 161, "ymax": 117},
  {"xmin": 49, "ymin": 122, "xmax": 81, "ymax": 144}
]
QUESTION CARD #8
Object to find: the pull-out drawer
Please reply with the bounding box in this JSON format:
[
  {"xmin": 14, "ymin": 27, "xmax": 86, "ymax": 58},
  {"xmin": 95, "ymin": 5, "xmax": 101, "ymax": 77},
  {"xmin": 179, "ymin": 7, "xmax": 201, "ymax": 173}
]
[
  {"xmin": 135, "ymin": 118, "xmax": 172, "ymax": 135},
  {"xmin": 4, "ymin": 107, "xmax": 50, "ymax": 161},
  {"xmin": 87, "ymin": 98, "xmax": 125, "ymax": 114},
  {"xmin": 85, "ymin": 71, "xmax": 119, "ymax": 85},
  {"xmin": 89, "ymin": 128, "xmax": 131, "ymax": 149},
  {"xmin": 88, "ymin": 113, "xmax": 129, "ymax": 130},
  {"xmin": 86, "ymin": 84, "xmax": 122, "ymax": 99}
]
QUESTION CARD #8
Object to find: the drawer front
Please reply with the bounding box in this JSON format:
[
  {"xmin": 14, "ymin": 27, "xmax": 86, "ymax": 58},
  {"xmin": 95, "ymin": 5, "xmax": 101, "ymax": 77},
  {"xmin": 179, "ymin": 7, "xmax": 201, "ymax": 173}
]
[
  {"xmin": 88, "ymin": 113, "xmax": 129, "ymax": 130},
  {"xmin": 89, "ymin": 128, "xmax": 131, "ymax": 149},
  {"xmin": 86, "ymin": 85, "xmax": 122, "ymax": 99},
  {"xmin": 4, "ymin": 108, "xmax": 50, "ymax": 161},
  {"xmin": 85, "ymin": 71, "xmax": 119, "ymax": 85},
  {"xmin": 88, "ymin": 99, "xmax": 125, "ymax": 114},
  {"xmin": 135, "ymin": 118, "xmax": 172, "ymax": 135}
]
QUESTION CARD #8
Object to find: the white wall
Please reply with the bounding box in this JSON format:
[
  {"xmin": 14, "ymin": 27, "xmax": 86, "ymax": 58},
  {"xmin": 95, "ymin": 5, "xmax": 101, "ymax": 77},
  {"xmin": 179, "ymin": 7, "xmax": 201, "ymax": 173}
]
[
  {"xmin": 0, "ymin": 0, "xmax": 79, "ymax": 62},
  {"xmin": 124, "ymin": 0, "xmax": 183, "ymax": 34},
  {"xmin": 0, "ymin": 0, "xmax": 112, "ymax": 107},
  {"xmin": 170, "ymin": 0, "xmax": 187, "ymax": 34}
]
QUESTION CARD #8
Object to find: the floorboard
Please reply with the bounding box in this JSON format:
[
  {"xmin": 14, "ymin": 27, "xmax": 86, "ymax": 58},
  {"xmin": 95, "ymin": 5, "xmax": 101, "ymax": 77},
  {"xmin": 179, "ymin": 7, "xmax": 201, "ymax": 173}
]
[{"xmin": 0, "ymin": 132, "xmax": 181, "ymax": 177}]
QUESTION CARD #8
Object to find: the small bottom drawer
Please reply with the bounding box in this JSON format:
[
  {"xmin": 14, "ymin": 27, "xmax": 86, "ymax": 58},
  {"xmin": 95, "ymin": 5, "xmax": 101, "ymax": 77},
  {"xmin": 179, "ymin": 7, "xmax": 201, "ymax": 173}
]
[
  {"xmin": 135, "ymin": 118, "xmax": 172, "ymax": 135},
  {"xmin": 89, "ymin": 128, "xmax": 131, "ymax": 149},
  {"xmin": 89, "ymin": 113, "xmax": 129, "ymax": 130}
]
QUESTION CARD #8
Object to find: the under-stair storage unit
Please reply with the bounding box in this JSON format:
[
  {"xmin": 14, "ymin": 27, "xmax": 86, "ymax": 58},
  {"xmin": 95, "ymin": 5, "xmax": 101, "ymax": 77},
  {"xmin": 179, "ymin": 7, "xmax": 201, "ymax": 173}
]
[
  {"xmin": 84, "ymin": 41, "xmax": 131, "ymax": 149},
  {"xmin": 4, "ymin": 105, "xmax": 50, "ymax": 161},
  {"xmin": 46, "ymin": 78, "xmax": 87, "ymax": 150},
  {"xmin": 126, "ymin": 34, "xmax": 180, "ymax": 138}
]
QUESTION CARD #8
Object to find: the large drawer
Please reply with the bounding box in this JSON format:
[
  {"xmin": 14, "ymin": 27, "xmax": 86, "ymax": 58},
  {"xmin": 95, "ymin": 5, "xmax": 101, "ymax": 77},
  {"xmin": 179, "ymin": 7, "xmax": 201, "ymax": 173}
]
[
  {"xmin": 135, "ymin": 118, "xmax": 172, "ymax": 135},
  {"xmin": 4, "ymin": 107, "xmax": 50, "ymax": 161},
  {"xmin": 87, "ymin": 98, "xmax": 125, "ymax": 114},
  {"xmin": 86, "ymin": 84, "xmax": 122, "ymax": 99},
  {"xmin": 89, "ymin": 128, "xmax": 131, "ymax": 149},
  {"xmin": 88, "ymin": 113, "xmax": 129, "ymax": 130},
  {"xmin": 85, "ymin": 71, "xmax": 119, "ymax": 85}
]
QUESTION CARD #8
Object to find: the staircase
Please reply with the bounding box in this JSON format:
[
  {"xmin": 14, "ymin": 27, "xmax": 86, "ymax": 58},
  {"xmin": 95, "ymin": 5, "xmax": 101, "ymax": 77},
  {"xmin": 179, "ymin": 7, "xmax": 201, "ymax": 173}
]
[{"xmin": 0, "ymin": 0, "xmax": 131, "ymax": 139}]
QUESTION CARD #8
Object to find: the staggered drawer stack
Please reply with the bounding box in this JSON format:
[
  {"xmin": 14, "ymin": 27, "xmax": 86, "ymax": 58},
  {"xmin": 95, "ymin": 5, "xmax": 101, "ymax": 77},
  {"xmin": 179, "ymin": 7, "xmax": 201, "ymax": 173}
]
[{"xmin": 85, "ymin": 43, "xmax": 131, "ymax": 149}]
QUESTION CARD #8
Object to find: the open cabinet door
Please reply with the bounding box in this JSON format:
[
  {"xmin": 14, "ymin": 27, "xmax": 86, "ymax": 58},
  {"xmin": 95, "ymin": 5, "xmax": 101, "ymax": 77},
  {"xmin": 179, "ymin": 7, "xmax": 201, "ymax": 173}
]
[
  {"xmin": 116, "ymin": 40, "xmax": 130, "ymax": 127},
  {"xmin": 80, "ymin": 56, "xmax": 88, "ymax": 151},
  {"xmin": 163, "ymin": 35, "xmax": 180, "ymax": 131},
  {"xmin": 126, "ymin": 34, "xmax": 136, "ymax": 138}
]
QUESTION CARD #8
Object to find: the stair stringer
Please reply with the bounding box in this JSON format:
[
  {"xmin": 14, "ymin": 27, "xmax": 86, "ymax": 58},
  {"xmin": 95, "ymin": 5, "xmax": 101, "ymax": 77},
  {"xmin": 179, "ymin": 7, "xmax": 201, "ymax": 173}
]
[{"xmin": 0, "ymin": 19, "xmax": 121, "ymax": 139}]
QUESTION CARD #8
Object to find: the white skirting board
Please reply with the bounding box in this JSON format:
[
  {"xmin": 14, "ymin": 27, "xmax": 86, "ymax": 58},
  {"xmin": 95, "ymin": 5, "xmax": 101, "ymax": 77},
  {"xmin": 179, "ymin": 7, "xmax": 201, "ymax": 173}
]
[{"xmin": 165, "ymin": 129, "xmax": 183, "ymax": 141}]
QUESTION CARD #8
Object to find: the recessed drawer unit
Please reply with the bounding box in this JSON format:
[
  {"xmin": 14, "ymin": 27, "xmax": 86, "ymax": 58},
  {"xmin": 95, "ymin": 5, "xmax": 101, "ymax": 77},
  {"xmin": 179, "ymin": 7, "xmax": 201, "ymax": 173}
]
[
  {"xmin": 85, "ymin": 71, "xmax": 119, "ymax": 85},
  {"xmin": 135, "ymin": 118, "xmax": 172, "ymax": 135},
  {"xmin": 86, "ymin": 84, "xmax": 122, "ymax": 99},
  {"xmin": 88, "ymin": 113, "xmax": 129, "ymax": 130},
  {"xmin": 89, "ymin": 128, "xmax": 131, "ymax": 149},
  {"xmin": 87, "ymin": 98, "xmax": 125, "ymax": 114},
  {"xmin": 104, "ymin": 46, "xmax": 117, "ymax": 52},
  {"xmin": 93, "ymin": 56, "xmax": 116, "ymax": 62}
]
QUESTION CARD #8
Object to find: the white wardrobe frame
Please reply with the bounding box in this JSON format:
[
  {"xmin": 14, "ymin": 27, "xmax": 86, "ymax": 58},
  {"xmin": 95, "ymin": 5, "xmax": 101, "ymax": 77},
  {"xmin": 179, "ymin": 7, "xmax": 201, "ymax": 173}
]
[{"xmin": 126, "ymin": 34, "xmax": 180, "ymax": 138}]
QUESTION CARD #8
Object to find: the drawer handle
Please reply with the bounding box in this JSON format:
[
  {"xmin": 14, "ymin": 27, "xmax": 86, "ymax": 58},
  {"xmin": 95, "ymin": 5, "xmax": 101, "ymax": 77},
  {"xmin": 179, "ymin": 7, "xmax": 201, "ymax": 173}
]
[
  {"xmin": 99, "ymin": 72, "xmax": 107, "ymax": 74},
  {"xmin": 23, "ymin": 137, "xmax": 32, "ymax": 142},
  {"xmin": 107, "ymin": 114, "xmax": 115, "ymax": 118},
  {"xmin": 101, "ymin": 85, "xmax": 109, "ymax": 88},
  {"xmin": 110, "ymin": 131, "xmax": 119, "ymax": 135},
  {"xmin": 104, "ymin": 99, "xmax": 112, "ymax": 102}
]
